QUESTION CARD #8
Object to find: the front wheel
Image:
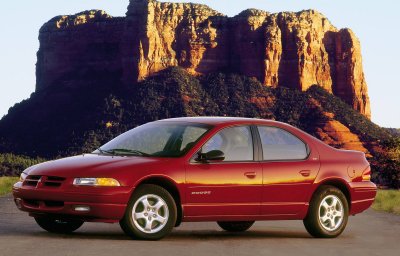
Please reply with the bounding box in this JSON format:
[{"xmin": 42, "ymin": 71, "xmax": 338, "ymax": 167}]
[
  {"xmin": 217, "ymin": 221, "xmax": 255, "ymax": 232},
  {"xmin": 303, "ymin": 185, "xmax": 349, "ymax": 238},
  {"xmin": 34, "ymin": 217, "xmax": 83, "ymax": 234},
  {"xmin": 120, "ymin": 184, "xmax": 177, "ymax": 240}
]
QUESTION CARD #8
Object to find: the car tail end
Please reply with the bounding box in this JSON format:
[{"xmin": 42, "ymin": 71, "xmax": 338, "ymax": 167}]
[{"xmin": 347, "ymin": 153, "xmax": 377, "ymax": 215}]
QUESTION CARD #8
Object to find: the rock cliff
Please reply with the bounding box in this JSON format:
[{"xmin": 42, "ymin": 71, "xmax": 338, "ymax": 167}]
[{"xmin": 36, "ymin": 0, "xmax": 371, "ymax": 118}]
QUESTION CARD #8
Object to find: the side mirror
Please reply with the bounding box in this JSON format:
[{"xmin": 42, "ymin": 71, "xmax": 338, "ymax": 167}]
[{"xmin": 196, "ymin": 150, "xmax": 225, "ymax": 163}]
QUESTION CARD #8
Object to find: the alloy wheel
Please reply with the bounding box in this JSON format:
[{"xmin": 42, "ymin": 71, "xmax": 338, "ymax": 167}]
[
  {"xmin": 318, "ymin": 195, "xmax": 344, "ymax": 231},
  {"xmin": 132, "ymin": 194, "xmax": 169, "ymax": 234}
]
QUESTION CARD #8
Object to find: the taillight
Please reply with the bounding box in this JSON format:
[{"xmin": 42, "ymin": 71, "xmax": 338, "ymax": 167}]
[{"xmin": 362, "ymin": 166, "xmax": 371, "ymax": 181}]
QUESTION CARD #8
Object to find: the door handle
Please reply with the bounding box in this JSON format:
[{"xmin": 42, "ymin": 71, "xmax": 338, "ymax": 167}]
[
  {"xmin": 244, "ymin": 172, "xmax": 257, "ymax": 179},
  {"xmin": 299, "ymin": 170, "xmax": 311, "ymax": 177}
]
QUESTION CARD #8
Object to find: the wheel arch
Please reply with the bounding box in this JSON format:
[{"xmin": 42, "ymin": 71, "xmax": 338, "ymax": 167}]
[
  {"xmin": 311, "ymin": 178, "xmax": 352, "ymax": 211},
  {"xmin": 134, "ymin": 175, "xmax": 183, "ymax": 227}
]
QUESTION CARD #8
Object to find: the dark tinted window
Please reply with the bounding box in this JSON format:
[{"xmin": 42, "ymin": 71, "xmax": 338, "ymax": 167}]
[
  {"xmin": 257, "ymin": 126, "xmax": 308, "ymax": 160},
  {"xmin": 203, "ymin": 126, "xmax": 253, "ymax": 161}
]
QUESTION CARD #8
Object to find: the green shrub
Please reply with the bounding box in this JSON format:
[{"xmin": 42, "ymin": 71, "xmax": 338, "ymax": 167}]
[{"xmin": 0, "ymin": 154, "xmax": 45, "ymax": 176}]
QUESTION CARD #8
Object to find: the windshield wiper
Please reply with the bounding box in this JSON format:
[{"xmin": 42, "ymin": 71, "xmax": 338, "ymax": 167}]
[
  {"xmin": 96, "ymin": 148, "xmax": 115, "ymax": 155},
  {"xmin": 104, "ymin": 148, "xmax": 151, "ymax": 157}
]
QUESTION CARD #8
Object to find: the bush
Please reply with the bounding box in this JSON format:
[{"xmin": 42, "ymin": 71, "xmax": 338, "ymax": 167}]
[{"xmin": 0, "ymin": 154, "xmax": 45, "ymax": 176}]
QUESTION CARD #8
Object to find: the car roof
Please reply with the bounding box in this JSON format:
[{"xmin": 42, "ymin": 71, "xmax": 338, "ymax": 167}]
[{"xmin": 156, "ymin": 116, "xmax": 286, "ymax": 126}]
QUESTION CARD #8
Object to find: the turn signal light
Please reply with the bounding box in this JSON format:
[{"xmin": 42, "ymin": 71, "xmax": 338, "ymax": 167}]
[{"xmin": 73, "ymin": 178, "xmax": 120, "ymax": 186}]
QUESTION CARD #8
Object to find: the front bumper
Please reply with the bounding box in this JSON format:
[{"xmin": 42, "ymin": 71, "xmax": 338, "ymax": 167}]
[
  {"xmin": 12, "ymin": 181, "xmax": 133, "ymax": 222},
  {"xmin": 348, "ymin": 181, "xmax": 377, "ymax": 215}
]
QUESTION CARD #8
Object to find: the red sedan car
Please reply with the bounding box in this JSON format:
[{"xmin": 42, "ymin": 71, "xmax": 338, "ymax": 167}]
[{"xmin": 13, "ymin": 117, "xmax": 376, "ymax": 240}]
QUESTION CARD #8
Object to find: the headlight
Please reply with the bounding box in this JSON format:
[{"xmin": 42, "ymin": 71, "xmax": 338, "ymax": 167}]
[
  {"xmin": 19, "ymin": 172, "xmax": 28, "ymax": 182},
  {"xmin": 73, "ymin": 178, "xmax": 120, "ymax": 187}
]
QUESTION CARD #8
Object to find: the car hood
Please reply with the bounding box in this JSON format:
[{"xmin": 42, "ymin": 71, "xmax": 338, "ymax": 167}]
[{"xmin": 26, "ymin": 154, "xmax": 171, "ymax": 178}]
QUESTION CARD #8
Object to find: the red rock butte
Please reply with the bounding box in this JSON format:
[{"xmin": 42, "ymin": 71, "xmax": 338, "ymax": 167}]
[{"xmin": 36, "ymin": 0, "xmax": 371, "ymax": 118}]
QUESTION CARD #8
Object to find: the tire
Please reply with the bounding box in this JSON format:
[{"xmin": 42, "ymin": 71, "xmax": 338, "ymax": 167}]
[
  {"xmin": 303, "ymin": 185, "xmax": 349, "ymax": 238},
  {"xmin": 34, "ymin": 217, "xmax": 83, "ymax": 234},
  {"xmin": 217, "ymin": 221, "xmax": 255, "ymax": 232},
  {"xmin": 120, "ymin": 184, "xmax": 177, "ymax": 240}
]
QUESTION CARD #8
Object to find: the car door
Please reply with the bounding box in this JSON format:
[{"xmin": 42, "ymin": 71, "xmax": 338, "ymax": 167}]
[
  {"xmin": 185, "ymin": 125, "xmax": 263, "ymax": 218},
  {"xmin": 256, "ymin": 126, "xmax": 320, "ymax": 216}
]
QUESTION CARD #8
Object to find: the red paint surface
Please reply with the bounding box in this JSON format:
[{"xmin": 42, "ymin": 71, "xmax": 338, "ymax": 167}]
[{"xmin": 13, "ymin": 117, "xmax": 376, "ymax": 223}]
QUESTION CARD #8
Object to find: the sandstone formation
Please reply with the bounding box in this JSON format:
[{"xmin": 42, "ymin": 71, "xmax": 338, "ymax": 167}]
[
  {"xmin": 37, "ymin": 10, "xmax": 125, "ymax": 90},
  {"xmin": 36, "ymin": 0, "xmax": 371, "ymax": 118},
  {"xmin": 315, "ymin": 117, "xmax": 371, "ymax": 157}
]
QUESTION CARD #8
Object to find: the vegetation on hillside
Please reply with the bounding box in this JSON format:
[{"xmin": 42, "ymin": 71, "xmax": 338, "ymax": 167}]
[
  {"xmin": 0, "ymin": 154, "xmax": 46, "ymax": 176},
  {"xmin": 386, "ymin": 128, "xmax": 400, "ymax": 137},
  {"xmin": 0, "ymin": 67, "xmax": 398, "ymax": 187}
]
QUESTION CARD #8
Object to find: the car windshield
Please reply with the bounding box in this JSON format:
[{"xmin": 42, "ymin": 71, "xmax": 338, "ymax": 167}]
[{"xmin": 95, "ymin": 122, "xmax": 212, "ymax": 157}]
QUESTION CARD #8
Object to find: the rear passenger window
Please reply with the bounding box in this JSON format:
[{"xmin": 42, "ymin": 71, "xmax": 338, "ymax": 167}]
[{"xmin": 257, "ymin": 126, "xmax": 308, "ymax": 161}]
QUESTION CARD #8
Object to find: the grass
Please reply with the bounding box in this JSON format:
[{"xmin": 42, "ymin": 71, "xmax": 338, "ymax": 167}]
[
  {"xmin": 372, "ymin": 189, "xmax": 400, "ymax": 215},
  {"xmin": 0, "ymin": 177, "xmax": 19, "ymax": 196}
]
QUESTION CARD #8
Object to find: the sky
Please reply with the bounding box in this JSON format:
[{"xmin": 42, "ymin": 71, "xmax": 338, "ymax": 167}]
[{"xmin": 1, "ymin": 0, "xmax": 399, "ymax": 127}]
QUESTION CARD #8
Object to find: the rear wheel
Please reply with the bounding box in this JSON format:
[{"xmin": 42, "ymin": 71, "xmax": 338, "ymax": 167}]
[
  {"xmin": 34, "ymin": 217, "xmax": 83, "ymax": 234},
  {"xmin": 120, "ymin": 184, "xmax": 177, "ymax": 240},
  {"xmin": 217, "ymin": 221, "xmax": 255, "ymax": 232},
  {"xmin": 303, "ymin": 185, "xmax": 348, "ymax": 238}
]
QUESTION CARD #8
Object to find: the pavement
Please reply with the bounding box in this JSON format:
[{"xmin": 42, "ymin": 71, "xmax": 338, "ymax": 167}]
[{"xmin": 0, "ymin": 194, "xmax": 399, "ymax": 256}]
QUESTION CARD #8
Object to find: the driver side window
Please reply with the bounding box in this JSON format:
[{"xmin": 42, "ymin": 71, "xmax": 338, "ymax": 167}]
[{"xmin": 202, "ymin": 126, "xmax": 253, "ymax": 161}]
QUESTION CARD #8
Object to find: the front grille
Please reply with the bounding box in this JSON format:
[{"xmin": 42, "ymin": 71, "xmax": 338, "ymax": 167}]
[
  {"xmin": 24, "ymin": 175, "xmax": 41, "ymax": 187},
  {"xmin": 23, "ymin": 199, "xmax": 64, "ymax": 208},
  {"xmin": 44, "ymin": 176, "xmax": 66, "ymax": 187},
  {"xmin": 23, "ymin": 175, "xmax": 66, "ymax": 188},
  {"xmin": 24, "ymin": 199, "xmax": 40, "ymax": 207},
  {"xmin": 44, "ymin": 200, "xmax": 64, "ymax": 207}
]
